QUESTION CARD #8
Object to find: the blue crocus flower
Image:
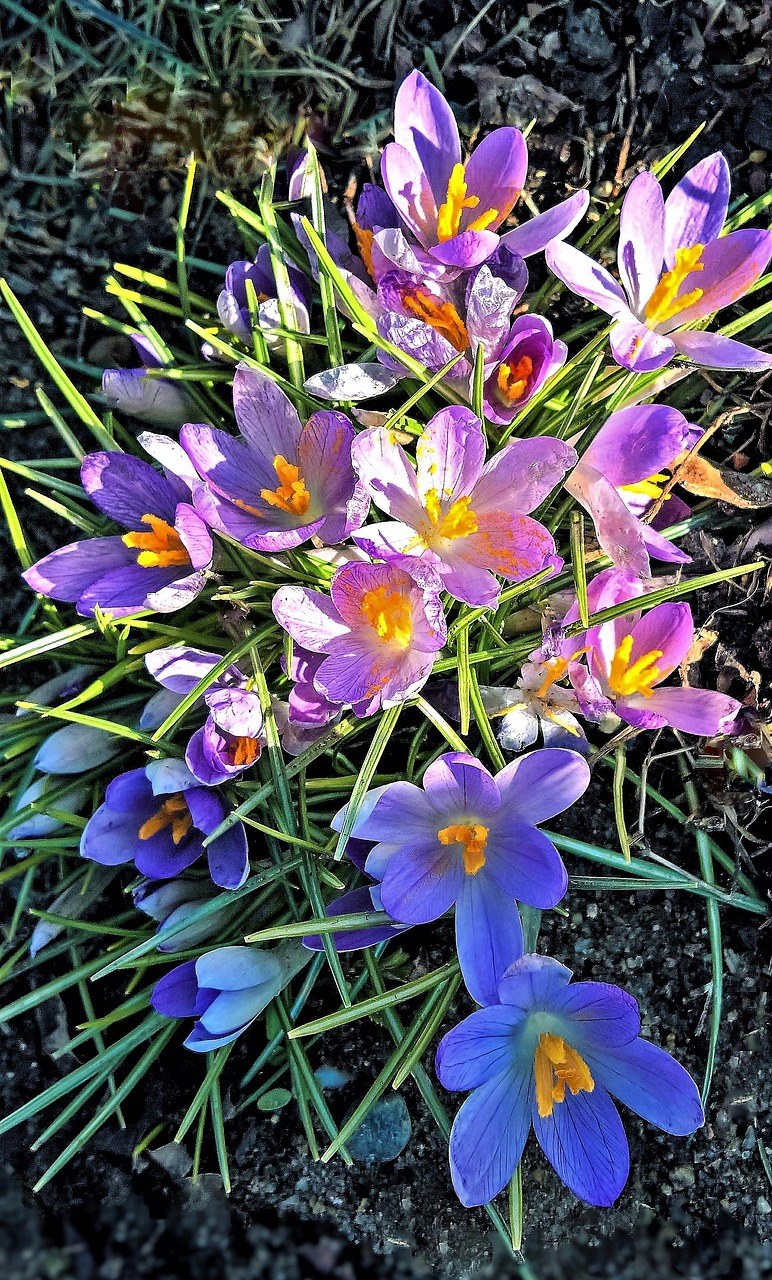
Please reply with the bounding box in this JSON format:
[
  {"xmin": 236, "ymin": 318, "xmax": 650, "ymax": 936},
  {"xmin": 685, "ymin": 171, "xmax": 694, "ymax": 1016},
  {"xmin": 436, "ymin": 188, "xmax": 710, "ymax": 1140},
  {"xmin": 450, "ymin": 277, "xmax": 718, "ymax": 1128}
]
[
  {"xmin": 151, "ymin": 942, "xmax": 308, "ymax": 1052},
  {"xmin": 80, "ymin": 759, "xmax": 249, "ymax": 890},
  {"xmin": 436, "ymin": 954, "xmax": 704, "ymax": 1207}
]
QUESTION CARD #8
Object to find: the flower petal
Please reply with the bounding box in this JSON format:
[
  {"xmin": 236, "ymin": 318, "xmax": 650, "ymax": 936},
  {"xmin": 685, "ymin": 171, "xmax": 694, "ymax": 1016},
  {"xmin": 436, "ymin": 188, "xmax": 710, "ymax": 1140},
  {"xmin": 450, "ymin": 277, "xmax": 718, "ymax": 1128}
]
[
  {"xmin": 272, "ymin": 585, "xmax": 349, "ymax": 652},
  {"xmin": 663, "ymin": 228, "xmax": 772, "ymax": 329},
  {"xmin": 546, "ymin": 241, "xmax": 629, "ymax": 315},
  {"xmin": 473, "ymin": 437, "xmax": 576, "ymax": 515},
  {"xmin": 623, "ymin": 685, "xmax": 740, "ymax": 736},
  {"xmin": 618, "ymin": 171, "xmax": 665, "ymax": 312},
  {"xmin": 232, "ymin": 365, "xmax": 302, "ymax": 459},
  {"xmin": 436, "ymin": 1005, "xmax": 525, "ymax": 1090},
  {"xmin": 553, "ymin": 981, "xmax": 641, "ymax": 1051},
  {"xmin": 671, "ymin": 329, "xmax": 772, "ymax": 371},
  {"xmin": 392, "ymin": 70, "xmax": 461, "ymax": 202},
  {"xmin": 455, "ymin": 874, "xmax": 524, "ymax": 1006},
  {"xmin": 485, "ymin": 820, "xmax": 568, "ymax": 910},
  {"xmin": 195, "ymin": 945, "xmax": 281, "ymax": 992},
  {"xmin": 532, "ymin": 1082, "xmax": 630, "ymax": 1206},
  {"xmin": 462, "ymin": 127, "xmax": 527, "ymax": 231},
  {"xmin": 351, "ymin": 427, "xmax": 426, "ymax": 524},
  {"xmin": 499, "ymin": 190, "xmax": 590, "ymax": 258},
  {"xmin": 586, "ymin": 1036, "xmax": 704, "ymax": 1135},
  {"xmin": 378, "ymin": 836, "xmax": 465, "ymax": 924},
  {"xmin": 448, "ymin": 1066, "xmax": 532, "ymax": 1206},
  {"xmin": 565, "ymin": 463, "xmax": 651, "ymax": 577},
  {"xmin": 22, "ymin": 537, "xmax": 136, "ymax": 605},
  {"xmin": 495, "ymin": 747, "xmax": 591, "ymax": 825},
  {"xmin": 151, "ymin": 960, "xmax": 199, "ymax": 1018},
  {"xmin": 663, "ymin": 152, "xmax": 730, "ymax": 267},
  {"xmin": 610, "ymin": 317, "xmax": 676, "ymax": 372},
  {"xmin": 416, "ymin": 406, "xmax": 486, "ymax": 504},
  {"xmin": 422, "ymin": 751, "xmax": 500, "ymax": 817},
  {"xmin": 80, "ymin": 452, "xmax": 177, "ymax": 526}
]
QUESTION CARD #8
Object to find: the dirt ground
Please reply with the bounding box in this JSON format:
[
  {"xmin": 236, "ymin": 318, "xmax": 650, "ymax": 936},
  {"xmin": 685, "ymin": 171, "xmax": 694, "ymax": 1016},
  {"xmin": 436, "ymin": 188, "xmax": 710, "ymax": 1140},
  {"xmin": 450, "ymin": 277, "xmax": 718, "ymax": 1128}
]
[{"xmin": 1, "ymin": 2, "xmax": 771, "ymax": 1276}]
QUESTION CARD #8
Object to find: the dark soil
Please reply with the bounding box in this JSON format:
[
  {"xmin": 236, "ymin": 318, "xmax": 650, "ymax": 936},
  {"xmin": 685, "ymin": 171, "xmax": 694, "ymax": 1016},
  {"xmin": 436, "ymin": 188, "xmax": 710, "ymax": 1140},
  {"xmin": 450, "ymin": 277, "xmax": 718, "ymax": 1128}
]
[{"xmin": 1, "ymin": 1, "xmax": 772, "ymax": 1276}]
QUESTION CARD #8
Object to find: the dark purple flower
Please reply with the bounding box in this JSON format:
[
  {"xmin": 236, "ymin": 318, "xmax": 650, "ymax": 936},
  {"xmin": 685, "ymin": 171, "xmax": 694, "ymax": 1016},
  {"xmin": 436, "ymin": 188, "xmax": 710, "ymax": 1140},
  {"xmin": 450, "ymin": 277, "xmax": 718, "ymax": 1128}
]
[
  {"xmin": 80, "ymin": 759, "xmax": 249, "ymax": 889},
  {"xmin": 151, "ymin": 945, "xmax": 284, "ymax": 1051},
  {"xmin": 217, "ymin": 245, "xmax": 311, "ymax": 345},
  {"xmin": 23, "ymin": 444, "xmax": 212, "ymax": 618},
  {"xmin": 181, "ymin": 366, "xmax": 369, "ymax": 552},
  {"xmin": 437, "ymin": 954, "xmax": 704, "ymax": 1206},
  {"xmin": 102, "ymin": 334, "xmax": 197, "ymax": 425}
]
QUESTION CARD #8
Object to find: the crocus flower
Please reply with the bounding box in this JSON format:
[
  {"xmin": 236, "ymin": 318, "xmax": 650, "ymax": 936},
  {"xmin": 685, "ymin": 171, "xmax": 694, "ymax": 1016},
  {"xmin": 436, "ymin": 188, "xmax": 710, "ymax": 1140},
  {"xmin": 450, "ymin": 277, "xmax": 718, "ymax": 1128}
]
[
  {"xmin": 23, "ymin": 445, "xmax": 212, "ymax": 618},
  {"xmin": 102, "ymin": 334, "xmax": 197, "ymax": 425},
  {"xmin": 5, "ymin": 774, "xmax": 90, "ymax": 842},
  {"xmin": 270, "ymin": 646, "xmax": 343, "ymax": 755},
  {"xmin": 145, "ymin": 645, "xmax": 264, "ymax": 786},
  {"xmin": 477, "ymin": 665, "xmax": 588, "ymax": 754},
  {"xmin": 133, "ymin": 876, "xmax": 242, "ymax": 952},
  {"xmin": 273, "ymin": 561, "xmax": 446, "ymax": 717},
  {"xmin": 332, "ymin": 750, "xmax": 589, "ymax": 1004},
  {"xmin": 482, "ymin": 314, "xmax": 567, "ymax": 425},
  {"xmin": 437, "ymin": 953, "xmax": 704, "ymax": 1207},
  {"xmin": 80, "ymin": 759, "xmax": 249, "ymax": 890},
  {"xmin": 382, "ymin": 71, "xmax": 588, "ymax": 270},
  {"xmin": 351, "ymin": 406, "xmax": 573, "ymax": 607},
  {"xmin": 33, "ymin": 721, "xmax": 122, "ymax": 774},
  {"xmin": 217, "ymin": 245, "xmax": 311, "ymax": 344},
  {"xmin": 181, "ymin": 366, "xmax": 369, "ymax": 551},
  {"xmin": 546, "ymin": 152, "xmax": 772, "ymax": 372},
  {"xmin": 568, "ymin": 596, "xmax": 742, "ymax": 736},
  {"xmin": 565, "ymin": 403, "xmax": 701, "ymax": 576},
  {"xmin": 151, "ymin": 945, "xmax": 286, "ymax": 1052}
]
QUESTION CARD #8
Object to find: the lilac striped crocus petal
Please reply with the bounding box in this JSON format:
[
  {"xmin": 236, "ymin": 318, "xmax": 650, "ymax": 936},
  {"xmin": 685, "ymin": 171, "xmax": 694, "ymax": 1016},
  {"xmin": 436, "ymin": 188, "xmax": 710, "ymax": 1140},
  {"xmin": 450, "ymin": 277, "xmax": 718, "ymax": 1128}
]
[
  {"xmin": 671, "ymin": 329, "xmax": 772, "ymax": 371},
  {"xmin": 428, "ymin": 230, "xmax": 501, "ymax": 270},
  {"xmin": 610, "ymin": 317, "xmax": 676, "ymax": 372},
  {"xmin": 23, "ymin": 538, "xmax": 132, "ymax": 609},
  {"xmin": 566, "ymin": 463, "xmax": 652, "ymax": 577},
  {"xmin": 499, "ymin": 189, "xmax": 590, "ymax": 259},
  {"xmin": 102, "ymin": 368, "xmax": 195, "ymax": 426},
  {"xmin": 621, "ymin": 685, "xmax": 741, "ymax": 736},
  {"xmin": 580, "ymin": 404, "xmax": 699, "ymax": 487},
  {"xmin": 81, "ymin": 452, "xmax": 179, "ymax": 527},
  {"xmin": 663, "ymin": 152, "xmax": 730, "ymax": 266},
  {"xmin": 546, "ymin": 240, "xmax": 629, "ymax": 315},
  {"xmin": 661, "ymin": 228, "xmax": 772, "ymax": 329},
  {"xmin": 617, "ymin": 171, "xmax": 665, "ymax": 312},
  {"xmin": 496, "ymin": 747, "xmax": 591, "ymax": 826},
  {"xmin": 391, "ymin": 70, "xmax": 461, "ymax": 206},
  {"xmin": 461, "ymin": 127, "xmax": 528, "ymax": 233}
]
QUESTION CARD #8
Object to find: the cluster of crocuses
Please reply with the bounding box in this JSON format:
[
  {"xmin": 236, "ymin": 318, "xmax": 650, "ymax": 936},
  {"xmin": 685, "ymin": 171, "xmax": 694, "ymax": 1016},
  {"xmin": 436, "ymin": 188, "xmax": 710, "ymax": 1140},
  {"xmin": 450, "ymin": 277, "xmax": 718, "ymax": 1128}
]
[{"xmin": 15, "ymin": 68, "xmax": 771, "ymax": 1217}]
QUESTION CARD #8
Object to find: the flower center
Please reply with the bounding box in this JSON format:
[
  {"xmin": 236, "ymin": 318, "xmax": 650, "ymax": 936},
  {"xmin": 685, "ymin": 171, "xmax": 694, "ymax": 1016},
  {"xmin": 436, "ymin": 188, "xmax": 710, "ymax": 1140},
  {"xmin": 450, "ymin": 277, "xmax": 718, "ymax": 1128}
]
[
  {"xmin": 122, "ymin": 515, "xmax": 190, "ymax": 569},
  {"xmin": 437, "ymin": 822, "xmax": 489, "ymax": 875},
  {"xmin": 425, "ymin": 490, "xmax": 478, "ymax": 540},
  {"xmin": 643, "ymin": 244, "xmax": 705, "ymax": 328},
  {"xmin": 534, "ymin": 1033, "xmax": 595, "ymax": 1118},
  {"xmin": 225, "ymin": 735, "xmax": 261, "ymax": 768},
  {"xmin": 399, "ymin": 288, "xmax": 470, "ymax": 353},
  {"xmin": 620, "ymin": 471, "xmax": 672, "ymax": 501},
  {"xmin": 138, "ymin": 792, "xmax": 193, "ymax": 845},
  {"xmin": 496, "ymin": 354, "xmax": 534, "ymax": 405},
  {"xmin": 607, "ymin": 633, "xmax": 663, "ymax": 699},
  {"xmin": 259, "ymin": 455, "xmax": 311, "ymax": 516},
  {"xmin": 360, "ymin": 585, "xmax": 413, "ymax": 649},
  {"xmin": 436, "ymin": 162, "xmax": 499, "ymax": 242}
]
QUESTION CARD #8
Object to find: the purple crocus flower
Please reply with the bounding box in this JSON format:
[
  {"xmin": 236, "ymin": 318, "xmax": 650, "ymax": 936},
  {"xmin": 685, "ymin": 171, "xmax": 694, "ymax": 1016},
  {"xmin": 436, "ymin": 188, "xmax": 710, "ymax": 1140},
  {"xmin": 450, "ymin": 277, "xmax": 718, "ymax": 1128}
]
[
  {"xmin": 270, "ymin": 646, "xmax": 344, "ymax": 755},
  {"xmin": 102, "ymin": 334, "xmax": 197, "ymax": 425},
  {"xmin": 382, "ymin": 71, "xmax": 588, "ymax": 270},
  {"xmin": 565, "ymin": 403, "xmax": 701, "ymax": 576},
  {"xmin": 351, "ymin": 406, "xmax": 574, "ymax": 607},
  {"xmin": 145, "ymin": 645, "xmax": 264, "ymax": 786},
  {"xmin": 568, "ymin": 595, "xmax": 742, "ymax": 736},
  {"xmin": 151, "ymin": 945, "xmax": 285, "ymax": 1051},
  {"xmin": 546, "ymin": 152, "xmax": 772, "ymax": 372},
  {"xmin": 217, "ymin": 245, "xmax": 311, "ymax": 344},
  {"xmin": 273, "ymin": 561, "xmax": 446, "ymax": 717},
  {"xmin": 333, "ymin": 750, "xmax": 589, "ymax": 1004},
  {"xmin": 23, "ymin": 444, "xmax": 212, "ymax": 618},
  {"xmin": 80, "ymin": 759, "xmax": 249, "ymax": 889},
  {"xmin": 482, "ymin": 314, "xmax": 567, "ymax": 426},
  {"xmin": 181, "ymin": 366, "xmax": 369, "ymax": 552},
  {"xmin": 437, "ymin": 953, "xmax": 704, "ymax": 1207}
]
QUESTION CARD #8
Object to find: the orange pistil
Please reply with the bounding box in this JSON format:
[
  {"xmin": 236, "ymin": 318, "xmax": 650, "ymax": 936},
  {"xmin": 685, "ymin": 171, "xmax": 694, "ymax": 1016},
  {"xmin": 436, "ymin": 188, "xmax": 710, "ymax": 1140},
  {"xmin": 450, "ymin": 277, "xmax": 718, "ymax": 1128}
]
[
  {"xmin": 400, "ymin": 289, "xmax": 470, "ymax": 353},
  {"xmin": 496, "ymin": 354, "xmax": 534, "ymax": 404},
  {"xmin": 436, "ymin": 163, "xmax": 500, "ymax": 242},
  {"xmin": 225, "ymin": 736, "xmax": 261, "ymax": 768},
  {"xmin": 259, "ymin": 455, "xmax": 311, "ymax": 517},
  {"xmin": 607, "ymin": 634, "xmax": 663, "ymax": 699},
  {"xmin": 643, "ymin": 244, "xmax": 705, "ymax": 328},
  {"xmin": 122, "ymin": 515, "xmax": 190, "ymax": 569},
  {"xmin": 438, "ymin": 822, "xmax": 489, "ymax": 875},
  {"xmin": 425, "ymin": 490, "xmax": 478, "ymax": 541},
  {"xmin": 534, "ymin": 1033, "xmax": 595, "ymax": 1117},
  {"xmin": 352, "ymin": 221, "xmax": 376, "ymax": 281},
  {"xmin": 360, "ymin": 585, "xmax": 413, "ymax": 649},
  {"xmin": 138, "ymin": 792, "xmax": 193, "ymax": 845}
]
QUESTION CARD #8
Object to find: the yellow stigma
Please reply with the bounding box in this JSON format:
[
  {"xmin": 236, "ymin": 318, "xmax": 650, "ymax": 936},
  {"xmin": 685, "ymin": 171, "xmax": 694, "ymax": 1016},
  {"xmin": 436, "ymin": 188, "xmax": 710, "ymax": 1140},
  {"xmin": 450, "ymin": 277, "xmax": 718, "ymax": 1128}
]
[
  {"xmin": 122, "ymin": 514, "xmax": 190, "ymax": 569},
  {"xmin": 425, "ymin": 490, "xmax": 478, "ymax": 541},
  {"xmin": 138, "ymin": 792, "xmax": 193, "ymax": 845},
  {"xmin": 534, "ymin": 1033, "xmax": 595, "ymax": 1118},
  {"xmin": 644, "ymin": 244, "xmax": 705, "ymax": 328},
  {"xmin": 607, "ymin": 633, "xmax": 664, "ymax": 699},
  {"xmin": 226, "ymin": 736, "xmax": 261, "ymax": 768},
  {"xmin": 360, "ymin": 585, "xmax": 413, "ymax": 649},
  {"xmin": 260, "ymin": 455, "xmax": 311, "ymax": 516},
  {"xmin": 400, "ymin": 289, "xmax": 470, "ymax": 352},
  {"xmin": 438, "ymin": 822, "xmax": 489, "ymax": 875},
  {"xmin": 436, "ymin": 162, "xmax": 499, "ymax": 242},
  {"xmin": 620, "ymin": 471, "xmax": 672, "ymax": 501},
  {"xmin": 496, "ymin": 354, "xmax": 534, "ymax": 405}
]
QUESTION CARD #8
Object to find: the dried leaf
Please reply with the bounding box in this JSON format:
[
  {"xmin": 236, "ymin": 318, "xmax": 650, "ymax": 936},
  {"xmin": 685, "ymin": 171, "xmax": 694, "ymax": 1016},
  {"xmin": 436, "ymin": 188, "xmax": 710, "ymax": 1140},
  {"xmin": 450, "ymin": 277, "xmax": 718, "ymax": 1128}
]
[{"xmin": 676, "ymin": 455, "xmax": 772, "ymax": 508}]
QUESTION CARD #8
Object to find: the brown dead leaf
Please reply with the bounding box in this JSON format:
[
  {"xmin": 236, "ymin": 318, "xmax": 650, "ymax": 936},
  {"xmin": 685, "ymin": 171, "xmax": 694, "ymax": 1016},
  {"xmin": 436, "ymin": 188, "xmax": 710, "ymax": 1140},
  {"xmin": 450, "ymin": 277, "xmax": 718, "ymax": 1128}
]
[
  {"xmin": 681, "ymin": 628, "xmax": 719, "ymax": 684},
  {"xmin": 676, "ymin": 455, "xmax": 772, "ymax": 508}
]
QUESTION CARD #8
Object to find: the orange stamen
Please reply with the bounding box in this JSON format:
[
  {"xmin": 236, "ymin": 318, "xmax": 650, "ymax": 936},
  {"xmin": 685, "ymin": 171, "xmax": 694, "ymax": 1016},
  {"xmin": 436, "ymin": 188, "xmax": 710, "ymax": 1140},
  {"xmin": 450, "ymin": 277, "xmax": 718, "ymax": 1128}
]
[
  {"xmin": 438, "ymin": 822, "xmax": 489, "ymax": 875},
  {"xmin": 496, "ymin": 354, "xmax": 534, "ymax": 405},
  {"xmin": 644, "ymin": 244, "xmax": 705, "ymax": 328},
  {"xmin": 534, "ymin": 1033, "xmax": 595, "ymax": 1117},
  {"xmin": 360, "ymin": 585, "xmax": 413, "ymax": 649},
  {"xmin": 122, "ymin": 515, "xmax": 190, "ymax": 569},
  {"xmin": 138, "ymin": 792, "xmax": 193, "ymax": 845},
  {"xmin": 259, "ymin": 455, "xmax": 311, "ymax": 516}
]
